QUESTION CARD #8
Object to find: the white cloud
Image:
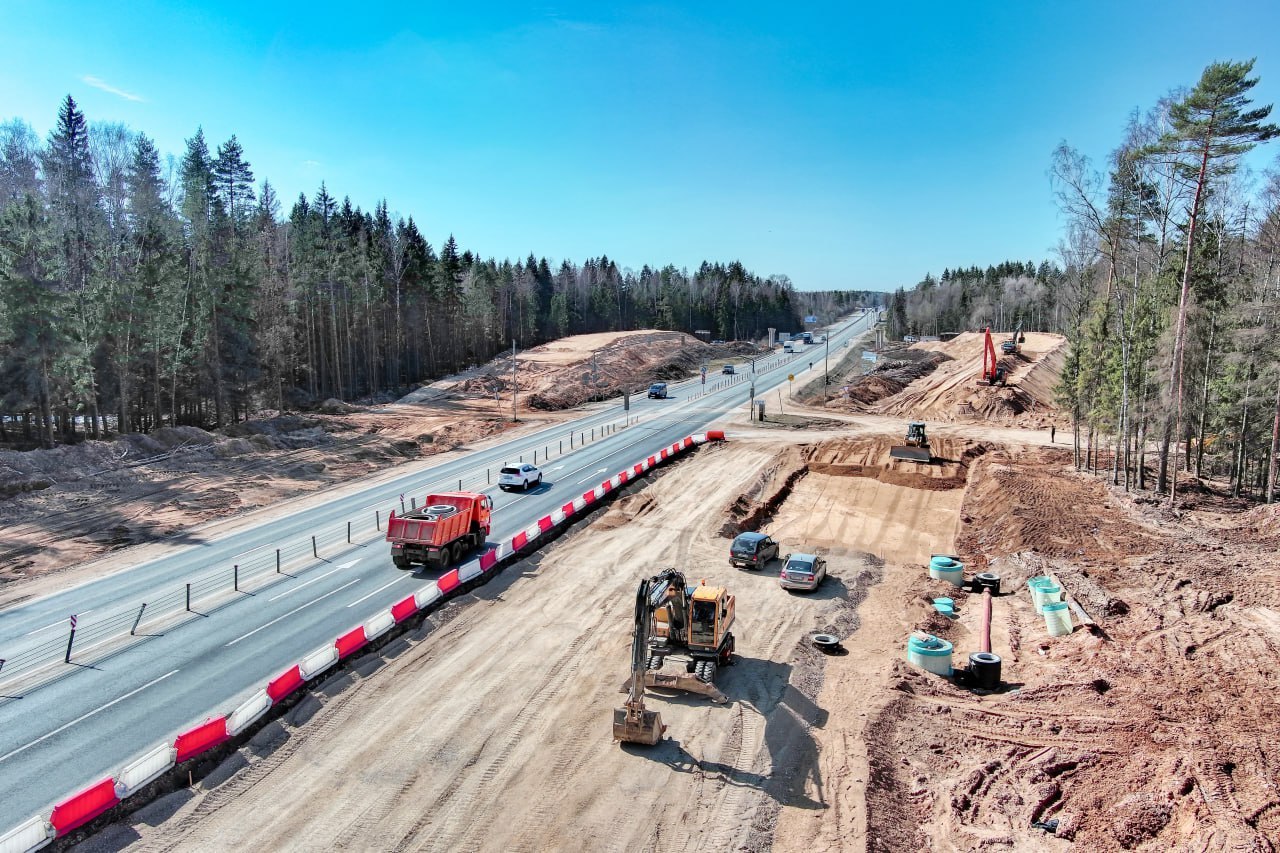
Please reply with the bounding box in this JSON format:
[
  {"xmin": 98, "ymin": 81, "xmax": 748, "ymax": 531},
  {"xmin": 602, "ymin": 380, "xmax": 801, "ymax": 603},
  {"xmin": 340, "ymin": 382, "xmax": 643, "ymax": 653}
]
[{"xmin": 81, "ymin": 75, "xmax": 145, "ymax": 102}]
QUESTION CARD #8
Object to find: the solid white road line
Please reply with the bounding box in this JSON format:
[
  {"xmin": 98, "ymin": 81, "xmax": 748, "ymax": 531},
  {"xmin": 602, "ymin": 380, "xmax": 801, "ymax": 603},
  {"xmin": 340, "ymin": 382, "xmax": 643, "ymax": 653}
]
[
  {"xmin": 0, "ymin": 669, "xmax": 180, "ymax": 764},
  {"xmin": 346, "ymin": 576, "xmax": 410, "ymax": 608},
  {"xmin": 268, "ymin": 565, "xmax": 346, "ymax": 602},
  {"xmin": 226, "ymin": 580, "xmax": 361, "ymax": 647}
]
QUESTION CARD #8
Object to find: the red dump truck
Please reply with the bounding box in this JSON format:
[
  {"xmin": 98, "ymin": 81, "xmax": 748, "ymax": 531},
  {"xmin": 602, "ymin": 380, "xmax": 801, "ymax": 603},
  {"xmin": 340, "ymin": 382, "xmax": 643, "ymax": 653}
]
[{"xmin": 386, "ymin": 492, "xmax": 493, "ymax": 569}]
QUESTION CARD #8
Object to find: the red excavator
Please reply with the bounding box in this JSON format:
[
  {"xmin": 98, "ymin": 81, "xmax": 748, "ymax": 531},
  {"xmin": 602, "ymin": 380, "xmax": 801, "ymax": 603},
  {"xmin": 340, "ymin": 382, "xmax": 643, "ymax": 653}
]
[{"xmin": 980, "ymin": 328, "xmax": 1007, "ymax": 386}]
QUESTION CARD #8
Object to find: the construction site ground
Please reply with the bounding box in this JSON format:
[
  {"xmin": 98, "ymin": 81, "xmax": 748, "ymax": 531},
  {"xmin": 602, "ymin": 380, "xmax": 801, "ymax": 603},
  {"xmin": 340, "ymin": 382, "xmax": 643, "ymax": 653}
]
[{"xmin": 6, "ymin": 326, "xmax": 1279, "ymax": 851}]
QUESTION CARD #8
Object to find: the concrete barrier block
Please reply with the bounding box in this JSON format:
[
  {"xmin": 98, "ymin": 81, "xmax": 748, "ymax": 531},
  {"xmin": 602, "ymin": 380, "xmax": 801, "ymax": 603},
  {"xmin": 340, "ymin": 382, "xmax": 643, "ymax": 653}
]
[
  {"xmin": 457, "ymin": 559, "xmax": 483, "ymax": 583},
  {"xmin": 416, "ymin": 583, "xmax": 444, "ymax": 608},
  {"xmin": 299, "ymin": 644, "xmax": 339, "ymax": 680},
  {"xmin": 116, "ymin": 743, "xmax": 177, "ymax": 797},
  {"xmin": 227, "ymin": 689, "xmax": 272, "ymax": 735},
  {"xmin": 550, "ymin": 509, "xmax": 566, "ymax": 525},
  {"xmin": 0, "ymin": 816, "xmax": 52, "ymax": 853},
  {"xmin": 364, "ymin": 610, "xmax": 395, "ymax": 640}
]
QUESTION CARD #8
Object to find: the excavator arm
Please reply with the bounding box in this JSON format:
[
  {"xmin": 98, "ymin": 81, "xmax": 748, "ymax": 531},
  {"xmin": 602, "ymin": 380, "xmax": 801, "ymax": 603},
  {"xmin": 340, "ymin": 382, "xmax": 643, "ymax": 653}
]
[{"xmin": 613, "ymin": 577, "xmax": 666, "ymax": 744}]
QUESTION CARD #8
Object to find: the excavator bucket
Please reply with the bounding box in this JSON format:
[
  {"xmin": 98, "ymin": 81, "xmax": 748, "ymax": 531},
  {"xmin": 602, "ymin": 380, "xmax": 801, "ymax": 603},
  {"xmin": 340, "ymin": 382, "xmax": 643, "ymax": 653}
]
[
  {"xmin": 889, "ymin": 445, "xmax": 933, "ymax": 463},
  {"xmin": 613, "ymin": 706, "xmax": 664, "ymax": 745}
]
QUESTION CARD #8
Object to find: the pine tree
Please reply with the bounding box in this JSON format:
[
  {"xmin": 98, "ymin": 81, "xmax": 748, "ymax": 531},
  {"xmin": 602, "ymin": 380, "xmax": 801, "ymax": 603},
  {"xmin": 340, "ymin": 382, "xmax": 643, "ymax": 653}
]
[{"xmin": 1145, "ymin": 59, "xmax": 1279, "ymax": 503}]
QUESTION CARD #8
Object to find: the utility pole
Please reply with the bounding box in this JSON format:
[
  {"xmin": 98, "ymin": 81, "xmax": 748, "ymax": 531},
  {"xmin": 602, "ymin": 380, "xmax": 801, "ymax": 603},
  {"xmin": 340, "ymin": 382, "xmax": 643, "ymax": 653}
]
[{"xmin": 511, "ymin": 340, "xmax": 518, "ymax": 422}]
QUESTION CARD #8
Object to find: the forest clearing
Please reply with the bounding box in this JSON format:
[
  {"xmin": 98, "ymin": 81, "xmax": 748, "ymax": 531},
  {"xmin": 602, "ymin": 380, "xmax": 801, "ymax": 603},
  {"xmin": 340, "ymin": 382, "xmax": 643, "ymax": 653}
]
[{"xmin": 27, "ymin": 328, "xmax": 1276, "ymax": 852}]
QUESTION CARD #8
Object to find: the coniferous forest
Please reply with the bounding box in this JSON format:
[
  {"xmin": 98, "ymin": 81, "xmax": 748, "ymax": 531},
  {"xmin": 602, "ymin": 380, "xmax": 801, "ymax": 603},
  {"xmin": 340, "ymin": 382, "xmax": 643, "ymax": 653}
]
[
  {"xmin": 0, "ymin": 97, "xmax": 878, "ymax": 448},
  {"xmin": 888, "ymin": 60, "xmax": 1280, "ymax": 501}
]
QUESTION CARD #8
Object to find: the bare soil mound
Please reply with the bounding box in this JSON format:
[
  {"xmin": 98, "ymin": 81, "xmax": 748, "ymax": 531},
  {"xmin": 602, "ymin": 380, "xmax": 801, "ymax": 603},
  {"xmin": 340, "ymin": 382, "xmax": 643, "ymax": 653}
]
[
  {"xmin": 870, "ymin": 331, "xmax": 1067, "ymax": 426},
  {"xmin": 826, "ymin": 350, "xmax": 951, "ymax": 409}
]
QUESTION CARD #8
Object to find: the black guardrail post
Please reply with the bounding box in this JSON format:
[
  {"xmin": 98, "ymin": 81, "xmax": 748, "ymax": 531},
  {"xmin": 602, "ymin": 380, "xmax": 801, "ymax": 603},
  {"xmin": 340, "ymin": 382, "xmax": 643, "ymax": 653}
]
[
  {"xmin": 347, "ymin": 521, "xmax": 352, "ymax": 543},
  {"xmin": 131, "ymin": 603, "xmax": 147, "ymax": 635},
  {"xmin": 65, "ymin": 615, "xmax": 77, "ymax": 662},
  {"xmin": 186, "ymin": 584, "xmax": 191, "ymax": 612},
  {"xmin": 234, "ymin": 564, "xmax": 239, "ymax": 591},
  {"xmin": 276, "ymin": 548, "xmax": 281, "ymax": 573},
  {"xmin": 312, "ymin": 536, "xmax": 318, "ymax": 558}
]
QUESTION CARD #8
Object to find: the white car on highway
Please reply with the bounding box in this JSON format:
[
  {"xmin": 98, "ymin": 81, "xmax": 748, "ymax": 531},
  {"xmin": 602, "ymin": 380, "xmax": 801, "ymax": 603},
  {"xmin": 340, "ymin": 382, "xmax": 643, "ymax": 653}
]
[{"xmin": 498, "ymin": 462, "xmax": 543, "ymax": 491}]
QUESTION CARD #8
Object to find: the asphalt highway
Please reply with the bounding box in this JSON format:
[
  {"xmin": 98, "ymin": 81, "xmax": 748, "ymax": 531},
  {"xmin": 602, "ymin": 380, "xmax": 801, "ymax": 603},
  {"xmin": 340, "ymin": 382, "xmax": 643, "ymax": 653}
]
[{"xmin": 0, "ymin": 311, "xmax": 875, "ymax": 828}]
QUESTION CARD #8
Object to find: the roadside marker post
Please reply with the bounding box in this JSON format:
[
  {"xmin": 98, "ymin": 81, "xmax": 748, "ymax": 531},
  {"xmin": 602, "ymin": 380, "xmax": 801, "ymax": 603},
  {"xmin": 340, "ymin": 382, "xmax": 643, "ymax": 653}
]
[
  {"xmin": 312, "ymin": 536, "xmax": 318, "ymax": 558},
  {"xmin": 65, "ymin": 615, "xmax": 78, "ymax": 663},
  {"xmin": 234, "ymin": 564, "xmax": 239, "ymax": 591},
  {"xmin": 186, "ymin": 584, "xmax": 191, "ymax": 612},
  {"xmin": 131, "ymin": 603, "xmax": 147, "ymax": 636}
]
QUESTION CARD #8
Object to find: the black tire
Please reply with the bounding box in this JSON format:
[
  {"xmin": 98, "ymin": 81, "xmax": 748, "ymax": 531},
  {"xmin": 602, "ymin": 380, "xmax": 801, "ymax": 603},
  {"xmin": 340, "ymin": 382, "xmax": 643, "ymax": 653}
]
[
  {"xmin": 647, "ymin": 654, "xmax": 663, "ymax": 671},
  {"xmin": 700, "ymin": 660, "xmax": 717, "ymax": 684},
  {"xmin": 536, "ymin": 475, "xmax": 543, "ymax": 487},
  {"xmin": 523, "ymin": 478, "xmax": 531, "ymax": 492},
  {"xmin": 392, "ymin": 555, "xmax": 410, "ymax": 569}
]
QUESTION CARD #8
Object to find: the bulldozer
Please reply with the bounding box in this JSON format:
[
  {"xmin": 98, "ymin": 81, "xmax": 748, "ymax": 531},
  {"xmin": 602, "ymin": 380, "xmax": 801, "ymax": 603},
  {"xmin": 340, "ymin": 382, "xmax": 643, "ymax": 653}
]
[
  {"xmin": 614, "ymin": 569, "xmax": 735, "ymax": 745},
  {"xmin": 890, "ymin": 421, "xmax": 933, "ymax": 463}
]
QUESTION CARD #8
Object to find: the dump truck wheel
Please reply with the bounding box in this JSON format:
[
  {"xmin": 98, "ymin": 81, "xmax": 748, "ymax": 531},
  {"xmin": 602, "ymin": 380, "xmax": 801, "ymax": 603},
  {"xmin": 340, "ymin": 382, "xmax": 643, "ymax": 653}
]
[{"xmin": 392, "ymin": 555, "xmax": 410, "ymax": 569}]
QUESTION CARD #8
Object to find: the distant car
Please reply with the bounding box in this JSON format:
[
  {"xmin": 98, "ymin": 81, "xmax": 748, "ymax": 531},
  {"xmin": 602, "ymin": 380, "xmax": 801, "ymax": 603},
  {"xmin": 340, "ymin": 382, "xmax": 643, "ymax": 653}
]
[
  {"xmin": 498, "ymin": 463, "xmax": 542, "ymax": 491},
  {"xmin": 783, "ymin": 343, "xmax": 794, "ymax": 353},
  {"xmin": 779, "ymin": 552, "xmax": 827, "ymax": 591},
  {"xmin": 903, "ymin": 335, "xmax": 918, "ymax": 343},
  {"xmin": 730, "ymin": 532, "xmax": 779, "ymax": 569},
  {"xmin": 1000, "ymin": 340, "xmax": 1017, "ymax": 354},
  {"xmin": 711, "ymin": 339, "xmax": 725, "ymax": 344},
  {"xmin": 647, "ymin": 382, "xmax": 668, "ymax": 399},
  {"xmin": 722, "ymin": 364, "xmax": 735, "ymax": 375}
]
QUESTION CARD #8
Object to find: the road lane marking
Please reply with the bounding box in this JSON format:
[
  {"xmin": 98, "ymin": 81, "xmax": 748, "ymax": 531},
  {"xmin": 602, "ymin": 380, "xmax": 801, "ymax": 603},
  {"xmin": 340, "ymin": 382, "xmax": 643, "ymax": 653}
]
[
  {"xmin": 231, "ymin": 544, "xmax": 269, "ymax": 560},
  {"xmin": 268, "ymin": 565, "xmax": 346, "ymax": 602},
  {"xmin": 575, "ymin": 468, "xmax": 607, "ymax": 485},
  {"xmin": 0, "ymin": 669, "xmax": 179, "ymax": 764},
  {"xmin": 24, "ymin": 610, "xmax": 94, "ymax": 637},
  {"xmin": 346, "ymin": 576, "xmax": 410, "ymax": 608},
  {"xmin": 336, "ymin": 558, "xmax": 362, "ymax": 570},
  {"xmin": 226, "ymin": 580, "xmax": 361, "ymax": 647}
]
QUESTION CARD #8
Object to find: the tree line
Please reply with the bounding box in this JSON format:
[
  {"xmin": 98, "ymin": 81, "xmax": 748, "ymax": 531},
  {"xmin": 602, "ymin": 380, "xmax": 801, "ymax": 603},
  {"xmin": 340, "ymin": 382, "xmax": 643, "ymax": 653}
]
[
  {"xmin": 884, "ymin": 260, "xmax": 1065, "ymax": 340},
  {"xmin": 0, "ymin": 97, "xmax": 869, "ymax": 448},
  {"xmin": 888, "ymin": 59, "xmax": 1280, "ymax": 503}
]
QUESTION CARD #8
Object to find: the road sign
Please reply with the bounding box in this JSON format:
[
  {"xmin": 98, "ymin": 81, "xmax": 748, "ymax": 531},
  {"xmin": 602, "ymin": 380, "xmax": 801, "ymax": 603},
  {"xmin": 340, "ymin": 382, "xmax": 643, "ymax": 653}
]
[
  {"xmin": 70, "ymin": 614, "xmax": 77, "ymax": 629},
  {"xmin": 788, "ymin": 374, "xmax": 794, "ymax": 381}
]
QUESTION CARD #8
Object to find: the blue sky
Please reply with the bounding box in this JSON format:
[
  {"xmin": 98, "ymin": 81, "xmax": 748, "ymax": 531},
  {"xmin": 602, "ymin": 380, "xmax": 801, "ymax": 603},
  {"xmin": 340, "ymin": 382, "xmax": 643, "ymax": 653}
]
[{"xmin": 2, "ymin": 1, "xmax": 1278, "ymax": 291}]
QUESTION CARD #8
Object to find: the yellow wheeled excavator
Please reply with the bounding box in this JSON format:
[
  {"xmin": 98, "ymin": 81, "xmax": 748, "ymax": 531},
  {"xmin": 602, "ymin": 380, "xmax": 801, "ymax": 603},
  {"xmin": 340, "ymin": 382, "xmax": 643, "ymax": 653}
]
[{"xmin": 614, "ymin": 569, "xmax": 735, "ymax": 745}]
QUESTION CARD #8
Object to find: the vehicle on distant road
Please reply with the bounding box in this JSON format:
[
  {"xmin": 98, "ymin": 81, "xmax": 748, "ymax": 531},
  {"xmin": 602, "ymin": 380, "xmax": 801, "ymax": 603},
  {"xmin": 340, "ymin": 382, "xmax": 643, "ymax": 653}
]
[
  {"xmin": 783, "ymin": 342, "xmax": 794, "ymax": 353},
  {"xmin": 904, "ymin": 335, "xmax": 918, "ymax": 343},
  {"xmin": 648, "ymin": 382, "xmax": 669, "ymax": 399},
  {"xmin": 722, "ymin": 364, "xmax": 735, "ymax": 375},
  {"xmin": 498, "ymin": 462, "xmax": 543, "ymax": 491},
  {"xmin": 730, "ymin": 531, "xmax": 779, "ymax": 569},
  {"xmin": 779, "ymin": 552, "xmax": 827, "ymax": 591},
  {"xmin": 387, "ymin": 491, "xmax": 492, "ymax": 569}
]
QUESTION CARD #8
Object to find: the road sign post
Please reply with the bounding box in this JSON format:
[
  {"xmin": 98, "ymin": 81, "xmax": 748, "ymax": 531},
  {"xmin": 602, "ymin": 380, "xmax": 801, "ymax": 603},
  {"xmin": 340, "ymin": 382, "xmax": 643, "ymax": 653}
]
[{"xmin": 788, "ymin": 373, "xmax": 794, "ymax": 400}]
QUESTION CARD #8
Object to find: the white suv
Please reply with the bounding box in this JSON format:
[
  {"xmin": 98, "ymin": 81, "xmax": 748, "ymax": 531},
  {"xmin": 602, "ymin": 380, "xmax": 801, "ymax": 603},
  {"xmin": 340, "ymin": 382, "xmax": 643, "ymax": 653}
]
[{"xmin": 499, "ymin": 463, "xmax": 543, "ymax": 491}]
